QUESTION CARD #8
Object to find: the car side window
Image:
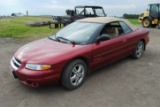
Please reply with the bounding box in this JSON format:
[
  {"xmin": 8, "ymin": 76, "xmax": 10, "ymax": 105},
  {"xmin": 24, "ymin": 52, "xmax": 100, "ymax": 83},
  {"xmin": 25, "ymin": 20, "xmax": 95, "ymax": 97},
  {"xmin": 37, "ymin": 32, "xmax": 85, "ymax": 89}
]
[
  {"xmin": 119, "ymin": 21, "xmax": 132, "ymax": 34},
  {"xmin": 100, "ymin": 22, "xmax": 124, "ymax": 39}
]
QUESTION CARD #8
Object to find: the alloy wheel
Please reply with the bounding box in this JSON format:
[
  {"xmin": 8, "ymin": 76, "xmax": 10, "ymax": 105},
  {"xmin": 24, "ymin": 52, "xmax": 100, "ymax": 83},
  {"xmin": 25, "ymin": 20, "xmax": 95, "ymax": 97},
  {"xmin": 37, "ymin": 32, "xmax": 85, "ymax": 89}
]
[
  {"xmin": 136, "ymin": 42, "xmax": 144, "ymax": 58},
  {"xmin": 70, "ymin": 64, "xmax": 85, "ymax": 86}
]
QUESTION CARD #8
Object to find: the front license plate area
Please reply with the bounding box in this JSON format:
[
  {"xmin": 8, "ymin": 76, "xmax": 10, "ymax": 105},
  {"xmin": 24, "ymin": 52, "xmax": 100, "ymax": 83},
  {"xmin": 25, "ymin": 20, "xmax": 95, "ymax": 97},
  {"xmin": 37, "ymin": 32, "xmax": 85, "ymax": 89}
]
[{"xmin": 9, "ymin": 67, "xmax": 18, "ymax": 79}]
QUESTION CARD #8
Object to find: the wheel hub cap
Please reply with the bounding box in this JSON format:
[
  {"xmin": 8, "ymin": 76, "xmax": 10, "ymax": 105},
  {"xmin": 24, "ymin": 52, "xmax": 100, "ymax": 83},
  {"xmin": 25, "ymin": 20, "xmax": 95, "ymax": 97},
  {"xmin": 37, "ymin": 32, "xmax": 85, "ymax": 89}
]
[
  {"xmin": 70, "ymin": 64, "xmax": 85, "ymax": 86},
  {"xmin": 136, "ymin": 44, "xmax": 143, "ymax": 57}
]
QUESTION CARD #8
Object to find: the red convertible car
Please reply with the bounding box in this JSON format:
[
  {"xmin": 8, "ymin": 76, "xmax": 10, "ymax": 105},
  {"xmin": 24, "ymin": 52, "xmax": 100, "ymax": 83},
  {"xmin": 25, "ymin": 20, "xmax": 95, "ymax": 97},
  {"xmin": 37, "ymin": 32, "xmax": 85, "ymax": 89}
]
[{"xmin": 9, "ymin": 17, "xmax": 149, "ymax": 90}]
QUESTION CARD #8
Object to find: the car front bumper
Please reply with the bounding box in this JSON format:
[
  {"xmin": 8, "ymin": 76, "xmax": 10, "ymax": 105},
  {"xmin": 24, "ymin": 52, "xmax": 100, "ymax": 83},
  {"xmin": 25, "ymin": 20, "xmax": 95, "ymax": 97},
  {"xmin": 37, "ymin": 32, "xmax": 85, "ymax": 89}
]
[
  {"xmin": 17, "ymin": 74, "xmax": 60, "ymax": 88},
  {"xmin": 9, "ymin": 57, "xmax": 61, "ymax": 88}
]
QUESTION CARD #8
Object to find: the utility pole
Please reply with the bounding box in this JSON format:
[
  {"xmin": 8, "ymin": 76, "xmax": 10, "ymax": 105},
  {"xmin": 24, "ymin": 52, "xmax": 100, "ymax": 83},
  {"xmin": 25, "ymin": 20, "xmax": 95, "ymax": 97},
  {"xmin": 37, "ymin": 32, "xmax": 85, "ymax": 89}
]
[{"xmin": 26, "ymin": 10, "xmax": 29, "ymax": 16}]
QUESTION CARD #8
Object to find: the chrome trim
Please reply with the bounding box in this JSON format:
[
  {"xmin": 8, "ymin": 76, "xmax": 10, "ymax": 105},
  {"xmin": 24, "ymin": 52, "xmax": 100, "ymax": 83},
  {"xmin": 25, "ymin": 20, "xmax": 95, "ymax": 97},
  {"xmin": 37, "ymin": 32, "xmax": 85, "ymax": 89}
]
[
  {"xmin": 10, "ymin": 59, "xmax": 18, "ymax": 70},
  {"xmin": 12, "ymin": 57, "xmax": 21, "ymax": 66},
  {"xmin": 10, "ymin": 57, "xmax": 21, "ymax": 71}
]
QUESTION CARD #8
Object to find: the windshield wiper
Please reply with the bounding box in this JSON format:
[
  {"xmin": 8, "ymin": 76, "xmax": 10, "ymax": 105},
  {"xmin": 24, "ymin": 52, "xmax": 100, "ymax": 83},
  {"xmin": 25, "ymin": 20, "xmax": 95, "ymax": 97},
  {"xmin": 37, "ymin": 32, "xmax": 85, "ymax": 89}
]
[
  {"xmin": 56, "ymin": 37, "xmax": 75, "ymax": 44},
  {"xmin": 48, "ymin": 36, "xmax": 55, "ymax": 40}
]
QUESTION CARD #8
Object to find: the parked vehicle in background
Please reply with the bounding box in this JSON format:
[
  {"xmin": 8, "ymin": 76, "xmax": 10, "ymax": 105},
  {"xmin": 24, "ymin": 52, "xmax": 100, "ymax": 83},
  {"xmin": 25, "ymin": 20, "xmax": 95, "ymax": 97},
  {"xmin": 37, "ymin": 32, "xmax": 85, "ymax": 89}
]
[
  {"xmin": 138, "ymin": 3, "xmax": 160, "ymax": 29},
  {"xmin": 9, "ymin": 17, "xmax": 149, "ymax": 90},
  {"xmin": 53, "ymin": 5, "xmax": 106, "ymax": 25}
]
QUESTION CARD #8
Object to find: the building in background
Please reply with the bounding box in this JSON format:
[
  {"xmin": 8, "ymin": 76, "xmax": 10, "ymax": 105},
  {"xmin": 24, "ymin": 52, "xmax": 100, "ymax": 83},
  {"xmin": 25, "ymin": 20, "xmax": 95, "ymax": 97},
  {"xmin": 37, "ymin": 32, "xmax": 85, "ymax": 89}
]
[{"xmin": 11, "ymin": 13, "xmax": 24, "ymax": 17}]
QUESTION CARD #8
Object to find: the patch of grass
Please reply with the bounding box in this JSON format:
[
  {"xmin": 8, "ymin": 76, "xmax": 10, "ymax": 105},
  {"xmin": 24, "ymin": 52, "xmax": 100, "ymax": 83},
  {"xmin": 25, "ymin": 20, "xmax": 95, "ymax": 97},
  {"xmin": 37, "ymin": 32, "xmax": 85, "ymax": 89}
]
[
  {"xmin": 127, "ymin": 19, "xmax": 140, "ymax": 25},
  {"xmin": 0, "ymin": 17, "xmax": 141, "ymax": 40},
  {"xmin": 0, "ymin": 16, "xmax": 61, "ymax": 40}
]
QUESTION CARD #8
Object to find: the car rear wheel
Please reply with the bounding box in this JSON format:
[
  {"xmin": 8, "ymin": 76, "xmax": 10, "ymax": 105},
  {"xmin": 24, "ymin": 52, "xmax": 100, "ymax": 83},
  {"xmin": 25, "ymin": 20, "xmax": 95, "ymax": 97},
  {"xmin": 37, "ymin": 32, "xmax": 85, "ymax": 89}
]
[
  {"xmin": 61, "ymin": 59, "xmax": 87, "ymax": 90},
  {"xmin": 142, "ymin": 18, "xmax": 151, "ymax": 28},
  {"xmin": 133, "ymin": 41, "xmax": 144, "ymax": 59}
]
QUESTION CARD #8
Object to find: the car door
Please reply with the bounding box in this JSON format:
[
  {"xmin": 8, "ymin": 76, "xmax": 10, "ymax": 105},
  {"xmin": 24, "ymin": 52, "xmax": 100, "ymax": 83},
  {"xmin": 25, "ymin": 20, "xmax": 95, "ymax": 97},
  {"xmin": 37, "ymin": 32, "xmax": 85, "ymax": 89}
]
[
  {"xmin": 118, "ymin": 21, "xmax": 137, "ymax": 55},
  {"xmin": 92, "ymin": 22, "xmax": 130, "ymax": 70}
]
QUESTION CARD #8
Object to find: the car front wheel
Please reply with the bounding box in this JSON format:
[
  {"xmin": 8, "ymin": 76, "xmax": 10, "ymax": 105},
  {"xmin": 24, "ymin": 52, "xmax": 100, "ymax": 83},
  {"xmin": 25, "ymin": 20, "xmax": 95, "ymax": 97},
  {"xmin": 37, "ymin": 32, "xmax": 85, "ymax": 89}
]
[
  {"xmin": 133, "ymin": 41, "xmax": 144, "ymax": 59},
  {"xmin": 61, "ymin": 59, "xmax": 87, "ymax": 90}
]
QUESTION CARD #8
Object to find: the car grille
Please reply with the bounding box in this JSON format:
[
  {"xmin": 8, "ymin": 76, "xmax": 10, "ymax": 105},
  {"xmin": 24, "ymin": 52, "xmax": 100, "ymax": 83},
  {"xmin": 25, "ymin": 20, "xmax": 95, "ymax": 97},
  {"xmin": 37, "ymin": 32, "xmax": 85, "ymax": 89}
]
[{"xmin": 10, "ymin": 57, "xmax": 22, "ymax": 70}]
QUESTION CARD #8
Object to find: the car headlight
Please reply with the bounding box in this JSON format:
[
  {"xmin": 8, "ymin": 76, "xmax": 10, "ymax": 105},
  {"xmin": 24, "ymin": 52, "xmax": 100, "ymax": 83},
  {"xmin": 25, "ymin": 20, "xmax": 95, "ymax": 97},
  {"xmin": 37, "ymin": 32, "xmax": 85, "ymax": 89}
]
[{"xmin": 25, "ymin": 64, "xmax": 51, "ymax": 71}]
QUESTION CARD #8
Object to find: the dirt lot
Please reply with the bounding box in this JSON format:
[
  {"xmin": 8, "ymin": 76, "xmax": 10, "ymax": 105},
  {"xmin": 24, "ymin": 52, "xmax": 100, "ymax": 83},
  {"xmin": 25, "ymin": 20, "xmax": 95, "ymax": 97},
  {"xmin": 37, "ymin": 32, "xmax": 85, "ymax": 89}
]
[{"xmin": 0, "ymin": 28, "xmax": 160, "ymax": 107}]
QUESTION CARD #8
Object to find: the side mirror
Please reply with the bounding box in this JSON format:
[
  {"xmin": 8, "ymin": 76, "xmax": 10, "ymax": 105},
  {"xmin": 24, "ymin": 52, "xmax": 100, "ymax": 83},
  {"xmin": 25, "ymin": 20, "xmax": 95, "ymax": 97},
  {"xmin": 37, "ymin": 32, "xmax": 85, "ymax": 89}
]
[{"xmin": 96, "ymin": 34, "xmax": 110, "ymax": 42}]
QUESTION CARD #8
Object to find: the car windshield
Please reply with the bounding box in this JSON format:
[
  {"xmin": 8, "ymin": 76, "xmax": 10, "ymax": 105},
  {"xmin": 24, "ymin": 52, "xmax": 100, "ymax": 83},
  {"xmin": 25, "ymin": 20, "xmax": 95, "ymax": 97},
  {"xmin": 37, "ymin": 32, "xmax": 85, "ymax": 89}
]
[{"xmin": 54, "ymin": 22, "xmax": 103, "ymax": 44}]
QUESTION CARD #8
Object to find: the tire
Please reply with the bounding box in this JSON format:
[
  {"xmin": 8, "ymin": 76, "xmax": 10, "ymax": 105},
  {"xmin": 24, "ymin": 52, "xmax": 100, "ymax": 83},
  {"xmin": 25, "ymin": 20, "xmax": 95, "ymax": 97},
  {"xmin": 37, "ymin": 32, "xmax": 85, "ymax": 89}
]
[
  {"xmin": 61, "ymin": 59, "xmax": 87, "ymax": 90},
  {"xmin": 142, "ymin": 18, "xmax": 151, "ymax": 28},
  {"xmin": 158, "ymin": 21, "xmax": 160, "ymax": 29},
  {"xmin": 133, "ymin": 41, "xmax": 144, "ymax": 59},
  {"xmin": 151, "ymin": 24, "xmax": 157, "ymax": 28}
]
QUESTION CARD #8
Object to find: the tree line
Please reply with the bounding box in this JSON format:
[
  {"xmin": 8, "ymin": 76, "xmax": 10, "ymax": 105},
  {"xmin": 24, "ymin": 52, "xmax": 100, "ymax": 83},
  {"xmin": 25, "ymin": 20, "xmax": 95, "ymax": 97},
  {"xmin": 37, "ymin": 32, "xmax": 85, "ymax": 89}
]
[{"xmin": 123, "ymin": 13, "xmax": 139, "ymax": 19}]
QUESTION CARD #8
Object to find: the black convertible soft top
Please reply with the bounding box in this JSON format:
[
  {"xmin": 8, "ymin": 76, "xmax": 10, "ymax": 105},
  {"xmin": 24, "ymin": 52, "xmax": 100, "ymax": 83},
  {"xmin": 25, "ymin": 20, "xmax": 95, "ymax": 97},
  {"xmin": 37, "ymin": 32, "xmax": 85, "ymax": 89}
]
[{"xmin": 75, "ymin": 6, "xmax": 103, "ymax": 8}]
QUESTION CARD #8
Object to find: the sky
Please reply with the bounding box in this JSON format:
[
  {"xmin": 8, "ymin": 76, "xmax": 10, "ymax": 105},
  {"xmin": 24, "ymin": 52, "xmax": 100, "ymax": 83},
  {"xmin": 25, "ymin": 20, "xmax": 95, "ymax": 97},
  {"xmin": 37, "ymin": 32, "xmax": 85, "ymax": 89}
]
[{"xmin": 0, "ymin": 0, "xmax": 160, "ymax": 16}]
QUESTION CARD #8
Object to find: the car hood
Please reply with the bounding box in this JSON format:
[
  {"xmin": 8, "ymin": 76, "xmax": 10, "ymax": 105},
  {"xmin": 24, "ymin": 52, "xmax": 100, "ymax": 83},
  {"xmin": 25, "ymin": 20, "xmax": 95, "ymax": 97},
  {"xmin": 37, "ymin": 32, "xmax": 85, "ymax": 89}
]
[{"xmin": 15, "ymin": 38, "xmax": 83, "ymax": 63}]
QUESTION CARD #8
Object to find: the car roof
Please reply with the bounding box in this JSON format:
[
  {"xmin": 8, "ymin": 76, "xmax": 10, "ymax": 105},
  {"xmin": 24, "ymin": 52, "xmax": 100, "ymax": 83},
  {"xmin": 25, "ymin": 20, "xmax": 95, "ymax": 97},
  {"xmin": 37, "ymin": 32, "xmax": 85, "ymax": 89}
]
[
  {"xmin": 75, "ymin": 5, "xmax": 103, "ymax": 8},
  {"xmin": 77, "ymin": 17, "xmax": 137, "ymax": 31}
]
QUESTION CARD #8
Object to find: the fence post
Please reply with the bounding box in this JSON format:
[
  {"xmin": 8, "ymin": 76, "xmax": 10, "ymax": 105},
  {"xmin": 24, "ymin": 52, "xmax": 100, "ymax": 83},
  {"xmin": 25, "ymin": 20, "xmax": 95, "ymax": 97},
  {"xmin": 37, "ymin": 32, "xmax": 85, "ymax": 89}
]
[{"xmin": 48, "ymin": 21, "xmax": 51, "ymax": 29}]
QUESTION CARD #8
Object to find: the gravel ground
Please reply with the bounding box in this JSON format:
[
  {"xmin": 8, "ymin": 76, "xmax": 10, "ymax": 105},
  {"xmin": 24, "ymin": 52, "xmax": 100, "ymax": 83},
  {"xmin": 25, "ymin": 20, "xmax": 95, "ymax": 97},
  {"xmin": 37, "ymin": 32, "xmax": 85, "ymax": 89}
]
[{"xmin": 0, "ymin": 28, "xmax": 160, "ymax": 107}]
